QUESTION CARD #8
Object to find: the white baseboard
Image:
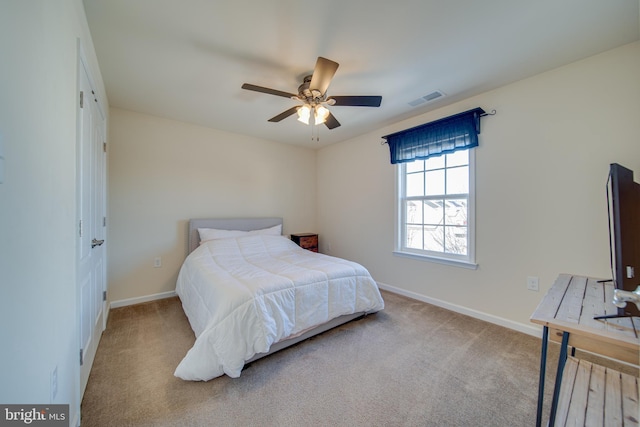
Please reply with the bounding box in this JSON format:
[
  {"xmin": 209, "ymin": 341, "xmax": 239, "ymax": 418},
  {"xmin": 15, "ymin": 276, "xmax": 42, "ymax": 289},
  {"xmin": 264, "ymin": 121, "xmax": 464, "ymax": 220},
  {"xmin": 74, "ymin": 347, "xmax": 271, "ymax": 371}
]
[
  {"xmin": 376, "ymin": 282, "xmax": 542, "ymax": 338},
  {"xmin": 109, "ymin": 290, "xmax": 177, "ymax": 309},
  {"xmin": 108, "ymin": 285, "xmax": 541, "ymax": 337}
]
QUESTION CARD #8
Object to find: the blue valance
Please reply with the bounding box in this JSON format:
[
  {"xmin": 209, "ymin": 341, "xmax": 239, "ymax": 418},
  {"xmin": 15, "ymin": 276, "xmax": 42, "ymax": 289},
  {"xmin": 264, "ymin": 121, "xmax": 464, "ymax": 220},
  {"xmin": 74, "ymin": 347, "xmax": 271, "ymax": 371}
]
[{"xmin": 383, "ymin": 107, "xmax": 486, "ymax": 164}]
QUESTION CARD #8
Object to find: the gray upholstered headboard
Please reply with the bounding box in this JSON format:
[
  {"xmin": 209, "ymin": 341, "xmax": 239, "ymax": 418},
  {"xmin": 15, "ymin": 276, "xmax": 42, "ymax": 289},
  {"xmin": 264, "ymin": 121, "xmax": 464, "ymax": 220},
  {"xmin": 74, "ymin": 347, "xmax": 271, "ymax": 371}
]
[{"xmin": 188, "ymin": 217, "xmax": 283, "ymax": 254}]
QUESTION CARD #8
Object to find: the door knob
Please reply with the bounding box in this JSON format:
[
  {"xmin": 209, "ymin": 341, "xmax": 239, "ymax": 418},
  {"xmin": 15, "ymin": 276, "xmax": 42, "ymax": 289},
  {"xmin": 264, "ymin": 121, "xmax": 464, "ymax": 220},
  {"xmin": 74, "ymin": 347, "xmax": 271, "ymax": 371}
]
[{"xmin": 91, "ymin": 238, "xmax": 104, "ymax": 248}]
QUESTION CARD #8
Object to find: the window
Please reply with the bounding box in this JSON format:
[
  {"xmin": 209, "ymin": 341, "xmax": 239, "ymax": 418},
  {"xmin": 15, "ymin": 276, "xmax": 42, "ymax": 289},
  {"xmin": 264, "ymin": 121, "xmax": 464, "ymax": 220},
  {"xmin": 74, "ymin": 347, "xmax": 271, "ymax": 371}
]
[
  {"xmin": 384, "ymin": 107, "xmax": 487, "ymax": 268},
  {"xmin": 396, "ymin": 149, "xmax": 476, "ymax": 268}
]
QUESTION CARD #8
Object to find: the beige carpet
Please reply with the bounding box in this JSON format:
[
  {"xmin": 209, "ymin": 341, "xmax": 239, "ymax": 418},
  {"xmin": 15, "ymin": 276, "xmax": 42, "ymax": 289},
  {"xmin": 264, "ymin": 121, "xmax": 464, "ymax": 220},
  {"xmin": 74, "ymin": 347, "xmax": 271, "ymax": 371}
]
[{"xmin": 80, "ymin": 290, "xmax": 635, "ymax": 426}]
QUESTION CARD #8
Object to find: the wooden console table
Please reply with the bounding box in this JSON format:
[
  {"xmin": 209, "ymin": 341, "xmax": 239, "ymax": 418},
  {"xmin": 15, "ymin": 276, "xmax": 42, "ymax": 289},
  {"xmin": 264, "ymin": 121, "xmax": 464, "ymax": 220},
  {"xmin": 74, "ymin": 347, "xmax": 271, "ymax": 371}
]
[{"xmin": 530, "ymin": 274, "xmax": 639, "ymax": 426}]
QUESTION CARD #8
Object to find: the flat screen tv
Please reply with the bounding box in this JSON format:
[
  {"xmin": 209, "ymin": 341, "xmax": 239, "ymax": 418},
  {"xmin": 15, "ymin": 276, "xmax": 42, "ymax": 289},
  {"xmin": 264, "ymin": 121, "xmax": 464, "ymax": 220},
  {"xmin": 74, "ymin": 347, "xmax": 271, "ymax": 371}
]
[{"xmin": 607, "ymin": 163, "xmax": 640, "ymax": 316}]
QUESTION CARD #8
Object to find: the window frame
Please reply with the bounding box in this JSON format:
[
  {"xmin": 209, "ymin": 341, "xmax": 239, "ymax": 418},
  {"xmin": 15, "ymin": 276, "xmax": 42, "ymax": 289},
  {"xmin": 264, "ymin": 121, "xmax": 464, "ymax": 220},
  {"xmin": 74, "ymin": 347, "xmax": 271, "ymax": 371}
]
[{"xmin": 394, "ymin": 149, "xmax": 477, "ymax": 269}]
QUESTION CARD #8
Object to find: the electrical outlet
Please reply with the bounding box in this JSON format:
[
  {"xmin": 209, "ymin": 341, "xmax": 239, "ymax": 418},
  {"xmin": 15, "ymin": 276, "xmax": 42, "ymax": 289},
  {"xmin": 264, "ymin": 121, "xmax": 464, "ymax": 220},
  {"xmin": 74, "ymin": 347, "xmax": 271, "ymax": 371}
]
[
  {"xmin": 527, "ymin": 276, "xmax": 539, "ymax": 292},
  {"xmin": 51, "ymin": 365, "xmax": 58, "ymax": 401},
  {"xmin": 153, "ymin": 257, "xmax": 162, "ymax": 268}
]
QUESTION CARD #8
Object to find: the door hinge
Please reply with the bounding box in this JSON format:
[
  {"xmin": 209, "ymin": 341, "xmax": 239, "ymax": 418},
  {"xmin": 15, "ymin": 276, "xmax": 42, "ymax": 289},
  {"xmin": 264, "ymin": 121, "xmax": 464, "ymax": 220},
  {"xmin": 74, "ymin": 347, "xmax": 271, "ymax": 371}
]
[
  {"xmin": 103, "ymin": 142, "xmax": 106, "ymax": 153},
  {"xmin": 103, "ymin": 217, "xmax": 107, "ymax": 227},
  {"xmin": 79, "ymin": 220, "xmax": 83, "ymax": 237},
  {"xmin": 79, "ymin": 348, "xmax": 84, "ymax": 366},
  {"xmin": 79, "ymin": 91, "xmax": 84, "ymax": 108},
  {"xmin": 103, "ymin": 291, "xmax": 107, "ymax": 301}
]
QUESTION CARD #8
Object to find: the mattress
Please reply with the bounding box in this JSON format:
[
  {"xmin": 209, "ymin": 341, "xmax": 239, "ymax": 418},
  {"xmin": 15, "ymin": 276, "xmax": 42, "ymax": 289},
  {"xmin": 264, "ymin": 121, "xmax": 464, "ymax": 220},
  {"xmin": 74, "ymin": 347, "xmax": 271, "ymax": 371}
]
[{"xmin": 174, "ymin": 234, "xmax": 384, "ymax": 380}]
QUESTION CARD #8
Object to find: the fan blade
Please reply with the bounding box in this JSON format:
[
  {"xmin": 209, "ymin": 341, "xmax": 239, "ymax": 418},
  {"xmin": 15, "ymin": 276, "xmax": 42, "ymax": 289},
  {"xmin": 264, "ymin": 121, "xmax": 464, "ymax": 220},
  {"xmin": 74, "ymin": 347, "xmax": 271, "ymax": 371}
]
[
  {"xmin": 329, "ymin": 96, "xmax": 382, "ymax": 107},
  {"xmin": 268, "ymin": 106, "xmax": 299, "ymax": 122},
  {"xmin": 324, "ymin": 112, "xmax": 341, "ymax": 129},
  {"xmin": 309, "ymin": 57, "xmax": 339, "ymax": 96},
  {"xmin": 242, "ymin": 83, "xmax": 296, "ymax": 99}
]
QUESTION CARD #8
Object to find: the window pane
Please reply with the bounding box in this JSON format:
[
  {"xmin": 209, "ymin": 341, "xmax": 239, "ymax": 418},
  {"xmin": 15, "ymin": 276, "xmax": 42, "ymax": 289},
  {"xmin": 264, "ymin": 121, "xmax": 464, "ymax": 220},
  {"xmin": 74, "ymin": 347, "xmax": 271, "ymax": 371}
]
[
  {"xmin": 444, "ymin": 226, "xmax": 467, "ymax": 255},
  {"xmin": 423, "ymin": 200, "xmax": 443, "ymax": 225},
  {"xmin": 406, "ymin": 160, "xmax": 424, "ymax": 173},
  {"xmin": 406, "ymin": 225, "xmax": 423, "ymax": 249},
  {"xmin": 444, "ymin": 199, "xmax": 467, "ymax": 226},
  {"xmin": 424, "ymin": 226, "xmax": 444, "ymax": 252},
  {"xmin": 446, "ymin": 150, "xmax": 468, "ymax": 167},
  {"xmin": 406, "ymin": 200, "xmax": 423, "ymax": 224},
  {"xmin": 446, "ymin": 166, "xmax": 468, "ymax": 194},
  {"xmin": 406, "ymin": 172, "xmax": 424, "ymax": 197},
  {"xmin": 425, "ymin": 169, "xmax": 444, "ymax": 196},
  {"xmin": 425, "ymin": 155, "xmax": 444, "ymax": 170}
]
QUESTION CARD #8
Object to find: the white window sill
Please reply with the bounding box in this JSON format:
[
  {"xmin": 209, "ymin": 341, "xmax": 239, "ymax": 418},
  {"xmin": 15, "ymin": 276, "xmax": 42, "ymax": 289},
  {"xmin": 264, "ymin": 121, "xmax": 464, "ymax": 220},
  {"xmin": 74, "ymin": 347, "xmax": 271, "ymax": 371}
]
[{"xmin": 393, "ymin": 250, "xmax": 478, "ymax": 270}]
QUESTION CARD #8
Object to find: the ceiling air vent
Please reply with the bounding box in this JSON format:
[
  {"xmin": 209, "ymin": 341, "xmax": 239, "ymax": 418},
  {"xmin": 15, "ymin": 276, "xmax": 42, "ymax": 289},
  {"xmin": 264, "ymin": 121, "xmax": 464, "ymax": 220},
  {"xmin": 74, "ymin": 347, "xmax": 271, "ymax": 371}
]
[
  {"xmin": 408, "ymin": 90, "xmax": 446, "ymax": 107},
  {"xmin": 423, "ymin": 90, "xmax": 444, "ymax": 102}
]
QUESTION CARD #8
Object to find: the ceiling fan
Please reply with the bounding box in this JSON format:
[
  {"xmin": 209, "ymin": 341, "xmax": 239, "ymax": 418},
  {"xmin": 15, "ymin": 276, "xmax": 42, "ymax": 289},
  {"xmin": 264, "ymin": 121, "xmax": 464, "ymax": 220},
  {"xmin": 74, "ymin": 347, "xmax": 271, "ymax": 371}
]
[{"xmin": 241, "ymin": 57, "xmax": 382, "ymax": 130}]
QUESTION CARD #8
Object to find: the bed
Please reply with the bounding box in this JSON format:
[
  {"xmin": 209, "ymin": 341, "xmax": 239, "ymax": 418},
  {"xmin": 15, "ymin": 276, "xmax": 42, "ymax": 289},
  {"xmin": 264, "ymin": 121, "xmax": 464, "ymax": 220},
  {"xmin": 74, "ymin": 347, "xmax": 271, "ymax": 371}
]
[{"xmin": 174, "ymin": 217, "xmax": 385, "ymax": 381}]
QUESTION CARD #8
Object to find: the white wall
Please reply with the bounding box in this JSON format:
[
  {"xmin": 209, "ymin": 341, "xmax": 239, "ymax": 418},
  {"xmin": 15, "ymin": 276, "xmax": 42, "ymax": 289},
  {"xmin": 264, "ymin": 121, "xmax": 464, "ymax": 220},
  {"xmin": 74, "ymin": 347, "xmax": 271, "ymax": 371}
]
[
  {"xmin": 107, "ymin": 108, "xmax": 317, "ymax": 302},
  {"xmin": 317, "ymin": 42, "xmax": 640, "ymax": 333},
  {"xmin": 0, "ymin": 0, "xmax": 106, "ymax": 425}
]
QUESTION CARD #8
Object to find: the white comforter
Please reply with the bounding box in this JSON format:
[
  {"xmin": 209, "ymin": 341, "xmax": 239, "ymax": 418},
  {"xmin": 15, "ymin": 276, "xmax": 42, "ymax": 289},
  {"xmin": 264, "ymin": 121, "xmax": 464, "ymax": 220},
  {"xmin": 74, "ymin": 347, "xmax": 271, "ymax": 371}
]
[{"xmin": 174, "ymin": 234, "xmax": 384, "ymax": 381}]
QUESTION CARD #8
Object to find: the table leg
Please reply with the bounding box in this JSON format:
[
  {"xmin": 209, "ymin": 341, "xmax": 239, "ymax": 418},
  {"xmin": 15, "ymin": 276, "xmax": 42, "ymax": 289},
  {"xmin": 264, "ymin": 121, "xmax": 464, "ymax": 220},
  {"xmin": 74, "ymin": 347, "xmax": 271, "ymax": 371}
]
[
  {"xmin": 548, "ymin": 331, "xmax": 570, "ymax": 427},
  {"xmin": 536, "ymin": 326, "xmax": 549, "ymax": 427}
]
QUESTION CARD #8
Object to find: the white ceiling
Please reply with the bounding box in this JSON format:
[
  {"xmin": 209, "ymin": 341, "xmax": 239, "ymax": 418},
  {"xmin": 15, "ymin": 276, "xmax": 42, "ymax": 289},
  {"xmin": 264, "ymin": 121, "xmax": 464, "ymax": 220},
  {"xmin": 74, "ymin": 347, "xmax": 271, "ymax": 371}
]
[{"xmin": 83, "ymin": 0, "xmax": 639, "ymax": 148}]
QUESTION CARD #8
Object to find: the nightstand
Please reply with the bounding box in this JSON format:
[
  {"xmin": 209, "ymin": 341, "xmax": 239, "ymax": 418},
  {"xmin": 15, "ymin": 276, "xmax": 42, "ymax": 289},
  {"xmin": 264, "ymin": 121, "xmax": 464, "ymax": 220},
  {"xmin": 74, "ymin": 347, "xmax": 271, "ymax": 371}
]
[{"xmin": 290, "ymin": 233, "xmax": 318, "ymax": 252}]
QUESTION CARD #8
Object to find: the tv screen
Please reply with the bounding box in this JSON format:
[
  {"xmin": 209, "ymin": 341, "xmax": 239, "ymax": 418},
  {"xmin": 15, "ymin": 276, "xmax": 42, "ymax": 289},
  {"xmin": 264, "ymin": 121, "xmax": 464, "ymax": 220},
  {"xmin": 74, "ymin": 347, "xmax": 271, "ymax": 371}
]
[{"xmin": 607, "ymin": 163, "xmax": 640, "ymax": 316}]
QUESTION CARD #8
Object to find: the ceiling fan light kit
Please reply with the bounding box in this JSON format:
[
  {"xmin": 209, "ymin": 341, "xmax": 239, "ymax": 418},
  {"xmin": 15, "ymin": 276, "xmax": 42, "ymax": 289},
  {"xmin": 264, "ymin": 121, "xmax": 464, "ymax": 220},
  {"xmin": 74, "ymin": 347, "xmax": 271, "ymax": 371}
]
[
  {"xmin": 242, "ymin": 57, "xmax": 382, "ymax": 131},
  {"xmin": 296, "ymin": 104, "xmax": 330, "ymax": 126}
]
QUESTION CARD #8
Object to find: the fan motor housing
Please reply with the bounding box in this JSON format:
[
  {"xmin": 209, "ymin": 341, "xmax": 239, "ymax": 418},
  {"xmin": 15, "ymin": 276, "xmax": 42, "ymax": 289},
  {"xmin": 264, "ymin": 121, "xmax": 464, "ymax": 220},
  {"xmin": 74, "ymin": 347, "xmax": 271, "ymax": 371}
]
[{"xmin": 298, "ymin": 75, "xmax": 323, "ymax": 102}]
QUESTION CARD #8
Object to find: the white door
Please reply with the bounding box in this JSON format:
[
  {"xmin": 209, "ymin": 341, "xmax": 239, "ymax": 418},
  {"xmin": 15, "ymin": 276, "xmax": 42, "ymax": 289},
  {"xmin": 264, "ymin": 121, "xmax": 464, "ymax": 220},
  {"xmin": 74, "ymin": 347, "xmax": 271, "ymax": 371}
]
[{"xmin": 77, "ymin": 56, "xmax": 107, "ymax": 396}]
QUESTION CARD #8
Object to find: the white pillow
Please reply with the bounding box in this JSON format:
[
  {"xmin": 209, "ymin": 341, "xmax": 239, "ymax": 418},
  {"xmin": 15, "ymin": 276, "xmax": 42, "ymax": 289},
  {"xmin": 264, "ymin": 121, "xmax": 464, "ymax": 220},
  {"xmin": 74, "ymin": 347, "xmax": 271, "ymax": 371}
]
[{"xmin": 198, "ymin": 224, "xmax": 282, "ymax": 244}]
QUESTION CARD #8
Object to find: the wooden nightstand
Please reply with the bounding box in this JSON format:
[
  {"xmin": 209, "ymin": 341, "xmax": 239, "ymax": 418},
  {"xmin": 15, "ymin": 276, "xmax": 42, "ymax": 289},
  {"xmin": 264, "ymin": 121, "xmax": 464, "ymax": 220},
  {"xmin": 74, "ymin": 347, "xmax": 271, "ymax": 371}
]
[{"xmin": 290, "ymin": 233, "xmax": 318, "ymax": 252}]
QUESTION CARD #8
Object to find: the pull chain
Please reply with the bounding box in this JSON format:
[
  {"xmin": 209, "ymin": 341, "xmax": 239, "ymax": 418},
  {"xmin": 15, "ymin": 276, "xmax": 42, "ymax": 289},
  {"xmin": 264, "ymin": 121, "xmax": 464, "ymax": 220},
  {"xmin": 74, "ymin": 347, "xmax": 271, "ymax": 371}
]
[{"xmin": 311, "ymin": 125, "xmax": 320, "ymax": 142}]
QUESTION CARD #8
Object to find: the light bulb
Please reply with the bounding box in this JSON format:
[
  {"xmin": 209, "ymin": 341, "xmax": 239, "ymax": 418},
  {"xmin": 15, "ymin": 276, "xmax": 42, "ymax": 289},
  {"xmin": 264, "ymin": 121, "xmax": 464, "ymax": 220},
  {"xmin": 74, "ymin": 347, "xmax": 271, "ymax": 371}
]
[
  {"xmin": 297, "ymin": 105, "xmax": 311, "ymax": 125},
  {"xmin": 314, "ymin": 105, "xmax": 330, "ymax": 125}
]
